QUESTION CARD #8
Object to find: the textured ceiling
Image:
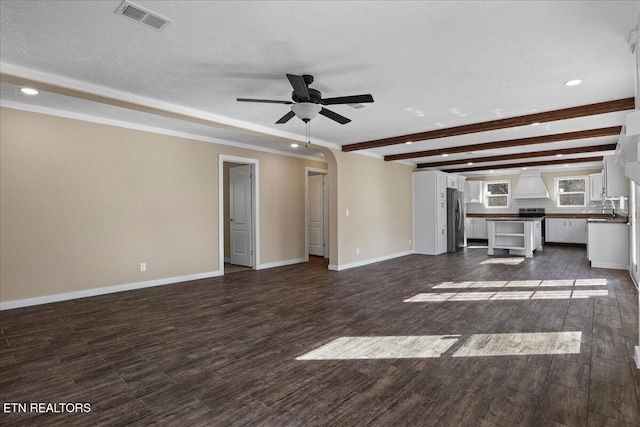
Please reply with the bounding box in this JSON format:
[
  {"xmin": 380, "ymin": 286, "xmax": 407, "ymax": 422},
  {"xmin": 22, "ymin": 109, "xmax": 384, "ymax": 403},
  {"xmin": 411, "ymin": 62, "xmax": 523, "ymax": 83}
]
[{"xmin": 1, "ymin": 0, "xmax": 638, "ymax": 172}]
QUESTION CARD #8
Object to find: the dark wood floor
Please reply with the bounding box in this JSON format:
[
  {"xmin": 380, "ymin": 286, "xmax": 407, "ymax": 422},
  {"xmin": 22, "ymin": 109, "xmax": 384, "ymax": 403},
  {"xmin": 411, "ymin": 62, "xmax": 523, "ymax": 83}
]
[{"xmin": 1, "ymin": 246, "xmax": 639, "ymax": 426}]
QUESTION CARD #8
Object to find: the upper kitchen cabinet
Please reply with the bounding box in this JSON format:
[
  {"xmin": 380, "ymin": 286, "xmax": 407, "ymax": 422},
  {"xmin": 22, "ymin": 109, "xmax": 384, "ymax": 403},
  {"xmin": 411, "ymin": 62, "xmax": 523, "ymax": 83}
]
[
  {"xmin": 446, "ymin": 175, "xmax": 458, "ymax": 189},
  {"xmin": 604, "ymin": 155, "xmax": 628, "ymax": 197},
  {"xmin": 465, "ymin": 181, "xmax": 483, "ymax": 203},
  {"xmin": 457, "ymin": 176, "xmax": 466, "ymax": 193},
  {"xmin": 589, "ymin": 173, "xmax": 603, "ymax": 202}
]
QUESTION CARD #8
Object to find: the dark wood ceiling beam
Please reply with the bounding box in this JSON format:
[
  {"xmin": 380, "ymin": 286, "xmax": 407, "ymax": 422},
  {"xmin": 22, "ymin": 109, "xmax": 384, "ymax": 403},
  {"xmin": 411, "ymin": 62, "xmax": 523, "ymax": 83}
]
[
  {"xmin": 342, "ymin": 97, "xmax": 633, "ymax": 152},
  {"xmin": 416, "ymin": 143, "xmax": 616, "ymax": 169},
  {"xmin": 384, "ymin": 126, "xmax": 620, "ymax": 161},
  {"xmin": 446, "ymin": 156, "xmax": 603, "ymax": 173}
]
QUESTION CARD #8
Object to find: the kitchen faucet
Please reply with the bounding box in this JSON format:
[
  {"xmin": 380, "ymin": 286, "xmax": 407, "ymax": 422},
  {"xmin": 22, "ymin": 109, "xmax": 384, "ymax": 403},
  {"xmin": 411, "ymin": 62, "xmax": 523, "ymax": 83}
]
[{"xmin": 602, "ymin": 198, "xmax": 616, "ymax": 218}]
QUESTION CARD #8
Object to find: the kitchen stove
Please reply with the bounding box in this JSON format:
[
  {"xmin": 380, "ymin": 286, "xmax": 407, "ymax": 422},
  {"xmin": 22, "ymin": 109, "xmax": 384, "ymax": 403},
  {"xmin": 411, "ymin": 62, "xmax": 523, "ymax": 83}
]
[
  {"xmin": 518, "ymin": 208, "xmax": 545, "ymax": 218},
  {"xmin": 519, "ymin": 208, "xmax": 546, "ymax": 243}
]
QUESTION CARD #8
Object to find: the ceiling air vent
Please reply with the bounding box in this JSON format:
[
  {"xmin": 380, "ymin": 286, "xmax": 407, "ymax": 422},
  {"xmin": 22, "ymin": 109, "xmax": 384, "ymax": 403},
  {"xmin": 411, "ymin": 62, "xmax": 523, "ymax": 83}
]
[
  {"xmin": 348, "ymin": 103, "xmax": 367, "ymax": 110},
  {"xmin": 115, "ymin": 1, "xmax": 172, "ymax": 31}
]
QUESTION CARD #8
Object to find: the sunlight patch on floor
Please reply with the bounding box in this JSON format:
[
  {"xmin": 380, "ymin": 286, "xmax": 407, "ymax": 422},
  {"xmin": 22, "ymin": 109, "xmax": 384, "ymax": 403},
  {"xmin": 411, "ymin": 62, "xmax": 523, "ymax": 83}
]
[
  {"xmin": 574, "ymin": 279, "xmax": 608, "ymax": 286},
  {"xmin": 296, "ymin": 332, "xmax": 582, "ymax": 360},
  {"xmin": 295, "ymin": 335, "xmax": 460, "ymax": 360},
  {"xmin": 452, "ymin": 332, "xmax": 582, "ymax": 357},
  {"xmin": 540, "ymin": 279, "xmax": 575, "ymax": 287},
  {"xmin": 481, "ymin": 257, "xmax": 525, "ymax": 265},
  {"xmin": 405, "ymin": 289, "xmax": 609, "ymax": 302},
  {"xmin": 467, "ymin": 244, "xmax": 489, "ymax": 249},
  {"xmin": 431, "ymin": 279, "xmax": 608, "ymax": 289}
]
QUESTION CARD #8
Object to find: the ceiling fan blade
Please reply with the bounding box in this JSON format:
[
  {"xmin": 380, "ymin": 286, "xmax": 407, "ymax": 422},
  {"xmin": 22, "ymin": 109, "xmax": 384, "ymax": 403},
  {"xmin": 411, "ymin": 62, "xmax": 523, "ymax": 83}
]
[
  {"xmin": 286, "ymin": 74, "xmax": 310, "ymax": 101},
  {"xmin": 319, "ymin": 107, "xmax": 351, "ymax": 125},
  {"xmin": 321, "ymin": 94, "xmax": 374, "ymax": 105},
  {"xmin": 237, "ymin": 98, "xmax": 293, "ymax": 104},
  {"xmin": 276, "ymin": 111, "xmax": 296, "ymax": 124}
]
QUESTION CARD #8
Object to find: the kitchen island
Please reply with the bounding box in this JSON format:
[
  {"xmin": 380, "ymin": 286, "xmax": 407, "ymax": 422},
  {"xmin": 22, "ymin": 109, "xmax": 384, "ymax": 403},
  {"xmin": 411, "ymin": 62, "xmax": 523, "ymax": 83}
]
[{"xmin": 486, "ymin": 217, "xmax": 543, "ymax": 258}]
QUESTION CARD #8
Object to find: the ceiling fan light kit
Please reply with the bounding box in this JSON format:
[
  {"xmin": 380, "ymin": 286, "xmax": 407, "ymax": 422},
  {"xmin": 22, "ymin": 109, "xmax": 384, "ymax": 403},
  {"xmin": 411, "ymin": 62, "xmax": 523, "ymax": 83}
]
[{"xmin": 291, "ymin": 103, "xmax": 321, "ymax": 122}]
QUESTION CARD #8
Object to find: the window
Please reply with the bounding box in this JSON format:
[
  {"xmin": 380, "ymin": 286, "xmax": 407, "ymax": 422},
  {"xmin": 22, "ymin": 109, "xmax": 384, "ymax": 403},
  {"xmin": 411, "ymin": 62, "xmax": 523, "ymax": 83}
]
[
  {"xmin": 485, "ymin": 181, "xmax": 510, "ymax": 208},
  {"xmin": 556, "ymin": 176, "xmax": 587, "ymax": 207}
]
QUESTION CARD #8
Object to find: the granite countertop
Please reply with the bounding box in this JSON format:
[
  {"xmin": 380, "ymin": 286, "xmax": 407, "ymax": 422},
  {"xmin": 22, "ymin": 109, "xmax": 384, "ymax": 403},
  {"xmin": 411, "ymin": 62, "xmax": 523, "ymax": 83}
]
[
  {"xmin": 485, "ymin": 217, "xmax": 544, "ymax": 222},
  {"xmin": 468, "ymin": 213, "xmax": 628, "ymax": 220},
  {"xmin": 587, "ymin": 217, "xmax": 629, "ymax": 224}
]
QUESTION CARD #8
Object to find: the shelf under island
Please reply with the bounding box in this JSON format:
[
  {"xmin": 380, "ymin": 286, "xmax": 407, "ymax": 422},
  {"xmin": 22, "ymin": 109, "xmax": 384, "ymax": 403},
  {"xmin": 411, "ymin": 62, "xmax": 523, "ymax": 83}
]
[{"xmin": 486, "ymin": 217, "xmax": 543, "ymax": 258}]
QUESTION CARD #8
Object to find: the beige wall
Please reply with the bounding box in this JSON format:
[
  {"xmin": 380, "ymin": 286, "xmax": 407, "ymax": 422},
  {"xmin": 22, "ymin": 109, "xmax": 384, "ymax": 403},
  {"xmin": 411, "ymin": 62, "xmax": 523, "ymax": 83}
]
[
  {"xmin": 0, "ymin": 108, "xmax": 325, "ymax": 302},
  {"xmin": 330, "ymin": 149, "xmax": 414, "ymax": 265}
]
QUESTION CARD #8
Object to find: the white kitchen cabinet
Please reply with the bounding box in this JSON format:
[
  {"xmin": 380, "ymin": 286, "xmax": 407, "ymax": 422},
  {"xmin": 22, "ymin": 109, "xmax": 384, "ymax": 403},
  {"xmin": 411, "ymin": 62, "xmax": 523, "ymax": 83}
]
[
  {"xmin": 437, "ymin": 199, "xmax": 447, "ymax": 227},
  {"xmin": 487, "ymin": 219, "xmax": 542, "ymax": 258},
  {"xmin": 546, "ymin": 219, "xmax": 566, "ymax": 243},
  {"xmin": 589, "ymin": 173, "xmax": 603, "ymax": 202},
  {"xmin": 604, "ymin": 155, "xmax": 628, "ymax": 197},
  {"xmin": 437, "ymin": 226, "xmax": 448, "ymax": 254},
  {"xmin": 567, "ymin": 219, "xmax": 587, "ymax": 244},
  {"xmin": 545, "ymin": 218, "xmax": 587, "ymax": 244},
  {"xmin": 466, "ymin": 217, "xmax": 487, "ymax": 239},
  {"xmin": 414, "ymin": 171, "xmax": 448, "ymax": 255},
  {"xmin": 457, "ymin": 176, "xmax": 466, "ymax": 194},
  {"xmin": 465, "ymin": 181, "xmax": 483, "ymax": 203},
  {"xmin": 447, "ymin": 175, "xmax": 458, "ymax": 189},
  {"xmin": 436, "ymin": 173, "xmax": 447, "ymax": 200},
  {"xmin": 587, "ymin": 221, "xmax": 629, "ymax": 270}
]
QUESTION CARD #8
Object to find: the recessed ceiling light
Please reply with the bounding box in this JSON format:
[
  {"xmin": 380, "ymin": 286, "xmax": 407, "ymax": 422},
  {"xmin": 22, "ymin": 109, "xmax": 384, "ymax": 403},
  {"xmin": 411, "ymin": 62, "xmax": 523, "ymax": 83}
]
[
  {"xmin": 20, "ymin": 87, "xmax": 39, "ymax": 95},
  {"xmin": 442, "ymin": 153, "xmax": 449, "ymax": 157},
  {"xmin": 556, "ymin": 154, "xmax": 563, "ymax": 157},
  {"xmin": 522, "ymin": 167, "xmax": 528, "ymax": 170},
  {"xmin": 531, "ymin": 122, "xmax": 541, "ymax": 126},
  {"xmin": 291, "ymin": 143, "xmax": 299, "ymax": 148},
  {"xmin": 467, "ymin": 162, "xmax": 474, "ymax": 165},
  {"xmin": 405, "ymin": 141, "xmax": 413, "ymax": 145},
  {"xmin": 564, "ymin": 164, "xmax": 570, "ymax": 167},
  {"xmin": 489, "ymin": 170, "xmax": 494, "ymax": 173},
  {"xmin": 564, "ymin": 79, "xmax": 582, "ymax": 87}
]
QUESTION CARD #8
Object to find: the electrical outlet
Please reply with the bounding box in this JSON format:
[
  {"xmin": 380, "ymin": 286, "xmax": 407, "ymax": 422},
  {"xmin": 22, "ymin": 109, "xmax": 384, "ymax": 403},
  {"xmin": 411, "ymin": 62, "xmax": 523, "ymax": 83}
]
[
  {"xmin": 356, "ymin": 248, "xmax": 360, "ymax": 255},
  {"xmin": 409, "ymin": 239, "xmax": 412, "ymax": 245},
  {"xmin": 140, "ymin": 263, "xmax": 146, "ymax": 272},
  {"xmin": 346, "ymin": 209, "xmax": 350, "ymax": 217}
]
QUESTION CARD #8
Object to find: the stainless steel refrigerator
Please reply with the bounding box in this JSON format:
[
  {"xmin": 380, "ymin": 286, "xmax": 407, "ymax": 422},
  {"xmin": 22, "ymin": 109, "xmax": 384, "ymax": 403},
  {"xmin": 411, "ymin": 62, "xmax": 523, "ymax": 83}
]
[{"xmin": 447, "ymin": 188, "xmax": 465, "ymax": 252}]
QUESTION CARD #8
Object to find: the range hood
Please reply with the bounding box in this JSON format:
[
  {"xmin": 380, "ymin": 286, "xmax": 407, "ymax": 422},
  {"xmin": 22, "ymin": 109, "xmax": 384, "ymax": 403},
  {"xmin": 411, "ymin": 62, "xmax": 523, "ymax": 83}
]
[{"xmin": 512, "ymin": 171, "xmax": 550, "ymax": 199}]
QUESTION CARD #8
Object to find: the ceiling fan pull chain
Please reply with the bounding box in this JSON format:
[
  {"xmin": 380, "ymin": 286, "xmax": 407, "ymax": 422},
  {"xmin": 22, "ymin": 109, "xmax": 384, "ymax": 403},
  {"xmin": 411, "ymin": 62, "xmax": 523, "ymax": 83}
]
[{"xmin": 306, "ymin": 122, "xmax": 310, "ymax": 148}]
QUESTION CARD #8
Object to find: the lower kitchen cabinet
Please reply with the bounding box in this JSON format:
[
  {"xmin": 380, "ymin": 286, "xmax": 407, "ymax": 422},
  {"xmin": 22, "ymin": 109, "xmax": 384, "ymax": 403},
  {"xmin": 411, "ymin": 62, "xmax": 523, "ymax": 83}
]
[
  {"xmin": 587, "ymin": 222, "xmax": 629, "ymax": 270},
  {"xmin": 466, "ymin": 217, "xmax": 487, "ymax": 239},
  {"xmin": 545, "ymin": 218, "xmax": 587, "ymax": 244}
]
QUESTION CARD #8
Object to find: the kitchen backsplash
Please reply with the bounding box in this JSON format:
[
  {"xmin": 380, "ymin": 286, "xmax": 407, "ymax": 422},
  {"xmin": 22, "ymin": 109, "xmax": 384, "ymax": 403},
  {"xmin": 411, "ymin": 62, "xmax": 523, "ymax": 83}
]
[{"xmin": 465, "ymin": 197, "xmax": 628, "ymax": 216}]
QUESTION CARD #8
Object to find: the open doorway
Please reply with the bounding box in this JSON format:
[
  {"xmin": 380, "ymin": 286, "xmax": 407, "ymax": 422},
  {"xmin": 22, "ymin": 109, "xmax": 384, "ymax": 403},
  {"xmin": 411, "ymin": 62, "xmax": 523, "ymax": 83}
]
[
  {"xmin": 305, "ymin": 167, "xmax": 329, "ymax": 261},
  {"xmin": 220, "ymin": 155, "xmax": 259, "ymax": 275}
]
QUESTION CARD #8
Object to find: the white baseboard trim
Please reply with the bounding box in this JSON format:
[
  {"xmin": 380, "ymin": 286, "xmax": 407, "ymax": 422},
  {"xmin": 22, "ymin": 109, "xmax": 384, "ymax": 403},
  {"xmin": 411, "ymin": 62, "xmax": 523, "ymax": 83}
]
[
  {"xmin": 328, "ymin": 250, "xmax": 415, "ymax": 271},
  {"xmin": 629, "ymin": 271, "xmax": 639, "ymax": 291},
  {"xmin": 591, "ymin": 262, "xmax": 630, "ymax": 270},
  {"xmin": 0, "ymin": 270, "xmax": 222, "ymax": 311},
  {"xmin": 635, "ymin": 346, "xmax": 640, "ymax": 369},
  {"xmin": 256, "ymin": 257, "xmax": 307, "ymax": 270}
]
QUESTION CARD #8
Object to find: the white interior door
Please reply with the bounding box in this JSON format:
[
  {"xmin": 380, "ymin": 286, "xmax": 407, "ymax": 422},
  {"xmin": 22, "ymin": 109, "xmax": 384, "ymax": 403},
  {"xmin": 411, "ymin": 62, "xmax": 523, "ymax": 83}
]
[
  {"xmin": 633, "ymin": 182, "xmax": 640, "ymax": 284},
  {"xmin": 230, "ymin": 165, "xmax": 252, "ymax": 267},
  {"xmin": 308, "ymin": 174, "xmax": 324, "ymax": 256}
]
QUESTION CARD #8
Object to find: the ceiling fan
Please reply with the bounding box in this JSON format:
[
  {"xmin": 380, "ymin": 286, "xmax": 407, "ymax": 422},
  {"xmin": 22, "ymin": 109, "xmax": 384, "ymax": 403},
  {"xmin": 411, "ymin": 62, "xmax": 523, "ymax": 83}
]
[{"xmin": 237, "ymin": 74, "xmax": 374, "ymax": 125}]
